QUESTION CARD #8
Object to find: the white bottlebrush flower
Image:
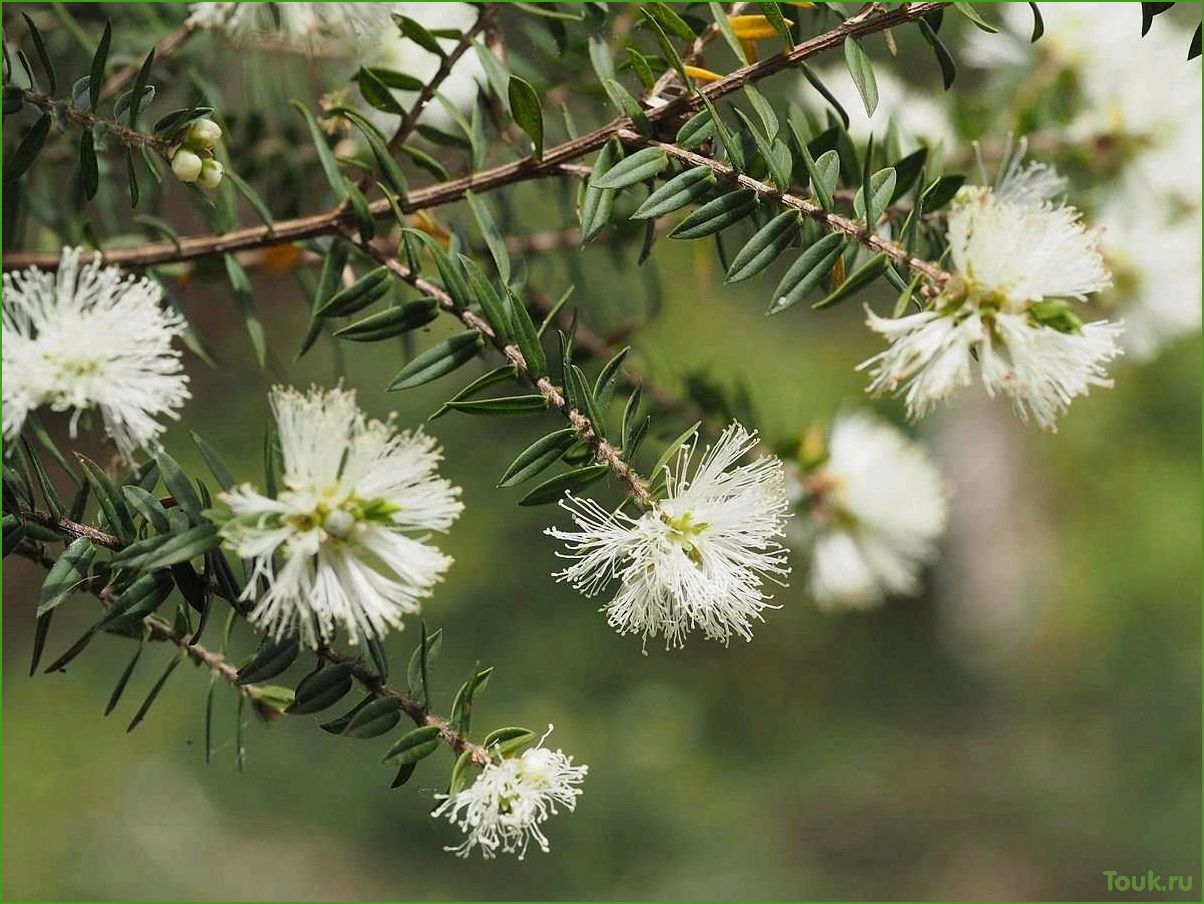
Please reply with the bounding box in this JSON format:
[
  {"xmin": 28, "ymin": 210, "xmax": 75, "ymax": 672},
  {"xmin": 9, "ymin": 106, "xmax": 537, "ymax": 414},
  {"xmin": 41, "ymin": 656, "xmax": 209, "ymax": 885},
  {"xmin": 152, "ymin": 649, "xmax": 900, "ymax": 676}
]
[
  {"xmin": 188, "ymin": 2, "xmax": 394, "ymax": 54},
  {"xmin": 2, "ymin": 247, "xmax": 190, "ymax": 459},
  {"xmin": 860, "ymin": 163, "xmax": 1122, "ymax": 430},
  {"xmin": 432, "ymin": 727, "xmax": 588, "ymax": 860},
  {"xmin": 547, "ymin": 423, "xmax": 790, "ymax": 650},
  {"xmin": 358, "ymin": 2, "xmax": 485, "ymax": 133},
  {"xmin": 1095, "ymin": 198, "xmax": 1202, "ymax": 360},
  {"xmin": 215, "ymin": 385, "xmax": 463, "ymax": 648},
  {"xmin": 790, "ymin": 413, "xmax": 948, "ymax": 610},
  {"xmin": 804, "ymin": 65, "xmax": 958, "ymax": 152}
]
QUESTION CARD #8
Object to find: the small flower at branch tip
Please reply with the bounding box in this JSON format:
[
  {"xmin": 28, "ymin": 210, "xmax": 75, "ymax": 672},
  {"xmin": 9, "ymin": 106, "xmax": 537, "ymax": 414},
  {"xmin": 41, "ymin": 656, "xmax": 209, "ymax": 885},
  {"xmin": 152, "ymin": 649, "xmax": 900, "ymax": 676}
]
[
  {"xmin": 1, "ymin": 248, "xmax": 190, "ymax": 460},
  {"xmin": 547, "ymin": 422, "xmax": 791, "ymax": 651},
  {"xmin": 196, "ymin": 158, "xmax": 225, "ymax": 190},
  {"xmin": 213, "ymin": 385, "xmax": 464, "ymax": 649},
  {"xmin": 788, "ymin": 412, "xmax": 948, "ymax": 611},
  {"xmin": 185, "ymin": 117, "xmax": 222, "ymax": 150},
  {"xmin": 432, "ymin": 726, "xmax": 588, "ymax": 860},
  {"xmin": 859, "ymin": 160, "xmax": 1123, "ymax": 431}
]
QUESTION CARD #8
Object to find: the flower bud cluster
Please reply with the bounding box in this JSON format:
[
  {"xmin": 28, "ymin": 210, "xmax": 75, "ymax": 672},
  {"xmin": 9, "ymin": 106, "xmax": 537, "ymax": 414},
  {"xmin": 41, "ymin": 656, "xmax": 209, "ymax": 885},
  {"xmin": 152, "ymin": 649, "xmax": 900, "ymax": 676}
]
[{"xmin": 170, "ymin": 118, "xmax": 225, "ymax": 189}]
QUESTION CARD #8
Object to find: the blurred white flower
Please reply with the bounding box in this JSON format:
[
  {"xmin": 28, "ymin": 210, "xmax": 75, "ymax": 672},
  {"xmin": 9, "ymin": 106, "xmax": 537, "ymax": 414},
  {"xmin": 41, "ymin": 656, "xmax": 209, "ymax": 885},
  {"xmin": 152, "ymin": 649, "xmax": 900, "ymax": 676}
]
[
  {"xmin": 804, "ymin": 65, "xmax": 958, "ymax": 152},
  {"xmin": 216, "ymin": 385, "xmax": 462, "ymax": 648},
  {"xmin": 2, "ymin": 248, "xmax": 190, "ymax": 459},
  {"xmin": 861, "ymin": 164, "xmax": 1122, "ymax": 430},
  {"xmin": 188, "ymin": 2, "xmax": 393, "ymax": 54},
  {"xmin": 547, "ymin": 422, "xmax": 790, "ymax": 650},
  {"xmin": 360, "ymin": 3, "xmax": 485, "ymax": 133},
  {"xmin": 432, "ymin": 728, "xmax": 588, "ymax": 860},
  {"xmin": 790, "ymin": 413, "xmax": 948, "ymax": 610}
]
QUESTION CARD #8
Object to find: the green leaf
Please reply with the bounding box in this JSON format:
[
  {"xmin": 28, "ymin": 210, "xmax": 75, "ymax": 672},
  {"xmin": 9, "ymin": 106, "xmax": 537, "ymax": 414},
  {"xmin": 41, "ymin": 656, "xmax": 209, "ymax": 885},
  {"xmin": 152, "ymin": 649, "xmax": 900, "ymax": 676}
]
[
  {"xmin": 126, "ymin": 653, "xmax": 181, "ymax": 733},
  {"xmin": 670, "ymin": 189, "xmax": 758, "ymax": 240},
  {"xmin": 505, "ymin": 286, "xmax": 547, "ymax": 377},
  {"xmin": 335, "ymin": 298, "xmax": 438, "ymax": 342},
  {"xmin": 125, "ymin": 147, "xmax": 140, "ymax": 208},
  {"xmin": 4, "ymin": 113, "xmax": 50, "ymax": 182},
  {"xmin": 388, "ymin": 331, "xmax": 483, "ymax": 390},
  {"xmin": 76, "ymin": 454, "xmax": 135, "ymax": 543},
  {"xmin": 568, "ymin": 364, "xmax": 605, "ymax": 436},
  {"xmin": 699, "ymin": 93, "xmax": 744, "ymax": 170},
  {"xmin": 340, "ymin": 106, "xmax": 408, "ymax": 200},
  {"xmin": 953, "ymin": 2, "xmax": 998, "ymax": 33},
  {"xmin": 399, "ymin": 143, "xmax": 449, "ymax": 180},
  {"xmin": 813, "ymin": 252, "xmax": 888, "ymax": 310},
  {"xmin": 446, "ymin": 394, "xmax": 549, "ymax": 416},
  {"xmin": 317, "ymin": 266, "xmax": 392, "ymax": 318},
  {"xmin": 223, "ymin": 254, "xmax": 267, "ymax": 368},
  {"xmin": 359, "ymin": 66, "xmax": 424, "ymax": 92},
  {"xmin": 88, "ymin": 20, "xmax": 111, "ymax": 112},
  {"xmin": 1027, "ymin": 3, "xmax": 1045, "ymax": 42},
  {"xmin": 591, "ymin": 147, "xmax": 668, "ymax": 191},
  {"xmin": 601, "ymin": 78, "xmax": 650, "ymax": 132},
  {"xmin": 709, "ymin": 2, "xmax": 749, "ymax": 65},
  {"xmin": 768, "ymin": 232, "xmax": 846, "ymax": 314},
  {"xmin": 465, "ymin": 191, "xmax": 510, "ymax": 284},
  {"xmin": 594, "ymin": 346, "xmax": 631, "ymax": 409},
  {"xmin": 639, "ymin": 9, "xmax": 689, "ymax": 88},
  {"xmin": 802, "ymin": 142, "xmax": 840, "ymax": 211},
  {"xmin": 889, "ymin": 148, "xmax": 927, "ymax": 202},
  {"xmin": 450, "ymin": 664, "xmax": 492, "ymax": 736},
  {"xmin": 649, "ymin": 421, "xmax": 701, "ymax": 485},
  {"xmin": 116, "ymin": 524, "xmax": 220, "ymax": 572},
  {"xmin": 757, "ymin": 2, "xmax": 794, "ymax": 48},
  {"xmin": 189, "ymin": 431, "xmax": 235, "ymax": 491},
  {"xmin": 519, "ymin": 464, "xmax": 609, "ymax": 506},
  {"xmin": 843, "ymin": 38, "xmax": 877, "ymax": 117},
  {"xmin": 459, "ymin": 255, "xmax": 512, "ymax": 341},
  {"xmin": 291, "ymin": 100, "xmax": 346, "ymax": 200},
  {"xmin": 128, "ymin": 48, "xmax": 155, "ymax": 130},
  {"xmin": 484, "ymin": 726, "xmax": 537, "ymax": 757},
  {"xmin": 917, "ymin": 16, "xmax": 956, "ymax": 90},
  {"xmin": 156, "ymin": 451, "xmax": 203, "ymax": 521},
  {"xmin": 382, "ymin": 724, "xmax": 442, "ymax": 764},
  {"xmin": 406, "ymin": 623, "xmax": 442, "ymax": 705},
  {"xmin": 405, "ymin": 228, "xmax": 471, "ymax": 308},
  {"xmin": 104, "ymin": 641, "xmax": 145, "ymax": 716},
  {"xmin": 236, "ymin": 636, "xmax": 300, "ymax": 685},
  {"xmin": 299, "ymin": 240, "xmax": 351, "ymax": 358},
  {"xmin": 854, "ymin": 167, "xmax": 897, "ymax": 225},
  {"xmin": 921, "ymin": 174, "xmax": 965, "ymax": 211},
  {"xmin": 499, "ymin": 428, "xmax": 578, "ymax": 487},
  {"xmin": 676, "ymin": 109, "xmax": 716, "ymax": 150},
  {"xmin": 122, "ymin": 485, "xmax": 170, "ymax": 534},
  {"xmin": 799, "ymin": 62, "xmax": 850, "ymax": 129},
  {"xmin": 733, "ymin": 108, "xmax": 790, "ymax": 191},
  {"xmin": 448, "ymin": 748, "xmax": 474, "ymax": 795},
  {"xmin": 356, "ymin": 66, "xmax": 404, "ymax": 116},
  {"xmin": 288, "ymin": 661, "xmax": 356, "ymax": 715},
  {"xmin": 22, "ymin": 13, "xmax": 56, "ymax": 94},
  {"xmin": 633, "ymin": 167, "xmax": 713, "ymax": 219},
  {"xmin": 151, "ymin": 105, "xmax": 215, "ymax": 136},
  {"xmin": 508, "ymin": 76, "xmax": 544, "ymax": 160},
  {"xmin": 98, "ymin": 572, "xmax": 174, "ymax": 630},
  {"xmin": 726, "ymin": 211, "xmax": 799, "ymax": 283},
  {"xmin": 37, "ymin": 537, "xmax": 95, "ymax": 617},
  {"xmin": 644, "ymin": 2, "xmax": 696, "ymax": 40},
  {"xmin": 394, "ymin": 13, "xmax": 446, "ymax": 57},
  {"xmin": 621, "ymin": 385, "xmax": 645, "ymax": 452},
  {"xmin": 743, "ymin": 85, "xmax": 780, "ymax": 138},
  {"xmin": 580, "ymin": 140, "xmax": 621, "ymax": 243},
  {"xmin": 343, "ymin": 696, "xmax": 402, "ymax": 739},
  {"xmin": 429, "ymin": 365, "xmax": 517, "ymax": 420}
]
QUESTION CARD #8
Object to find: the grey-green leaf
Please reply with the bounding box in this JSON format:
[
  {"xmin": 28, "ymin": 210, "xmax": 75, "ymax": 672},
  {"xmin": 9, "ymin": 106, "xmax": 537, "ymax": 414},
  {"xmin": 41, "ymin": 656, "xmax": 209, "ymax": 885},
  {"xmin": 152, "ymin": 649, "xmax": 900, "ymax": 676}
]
[
  {"xmin": 591, "ymin": 147, "xmax": 668, "ymax": 190},
  {"xmin": 334, "ymin": 298, "xmax": 438, "ymax": 342},
  {"xmin": 768, "ymin": 231, "xmax": 846, "ymax": 314},
  {"xmin": 633, "ymin": 167, "xmax": 714, "ymax": 219},
  {"xmin": 519, "ymin": 464, "xmax": 609, "ymax": 506},
  {"xmin": 726, "ymin": 211, "xmax": 799, "ymax": 283},
  {"xmin": 812, "ymin": 252, "xmax": 888, "ymax": 310},
  {"xmin": 388, "ymin": 331, "xmax": 483, "ymax": 390},
  {"xmin": 843, "ymin": 37, "xmax": 878, "ymax": 117},
  {"xmin": 508, "ymin": 76, "xmax": 543, "ymax": 160},
  {"xmin": 669, "ymin": 189, "xmax": 758, "ymax": 240},
  {"xmin": 498, "ymin": 428, "xmax": 577, "ymax": 487}
]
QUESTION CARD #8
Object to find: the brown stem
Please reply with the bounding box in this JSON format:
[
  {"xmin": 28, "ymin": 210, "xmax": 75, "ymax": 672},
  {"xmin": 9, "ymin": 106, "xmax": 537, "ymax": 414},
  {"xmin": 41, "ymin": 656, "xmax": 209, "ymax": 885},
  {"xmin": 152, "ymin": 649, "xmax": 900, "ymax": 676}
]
[
  {"xmin": 618, "ymin": 129, "xmax": 951, "ymax": 284},
  {"xmin": 15, "ymin": 507, "xmax": 489, "ymax": 763},
  {"xmin": 644, "ymin": 1, "xmax": 753, "ymax": 101},
  {"xmin": 346, "ymin": 231, "xmax": 656, "ymax": 509},
  {"xmin": 2, "ymin": 2, "xmax": 948, "ymax": 273},
  {"xmin": 21, "ymin": 89, "xmax": 173, "ymax": 153}
]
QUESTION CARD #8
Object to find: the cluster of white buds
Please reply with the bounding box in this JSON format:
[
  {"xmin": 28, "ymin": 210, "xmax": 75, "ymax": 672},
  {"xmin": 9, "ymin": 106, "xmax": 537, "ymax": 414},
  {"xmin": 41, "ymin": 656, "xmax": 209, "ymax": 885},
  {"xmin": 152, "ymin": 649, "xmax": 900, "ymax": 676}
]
[{"xmin": 170, "ymin": 118, "xmax": 225, "ymax": 190}]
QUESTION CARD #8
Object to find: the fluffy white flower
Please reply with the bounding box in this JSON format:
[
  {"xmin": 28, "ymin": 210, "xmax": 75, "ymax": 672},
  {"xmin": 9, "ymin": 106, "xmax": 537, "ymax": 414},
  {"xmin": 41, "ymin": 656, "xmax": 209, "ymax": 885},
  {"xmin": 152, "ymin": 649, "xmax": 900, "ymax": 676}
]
[
  {"xmin": 359, "ymin": 3, "xmax": 485, "ymax": 132},
  {"xmin": 860, "ymin": 165, "xmax": 1122, "ymax": 430},
  {"xmin": 790, "ymin": 413, "xmax": 948, "ymax": 610},
  {"xmin": 547, "ymin": 422, "xmax": 790, "ymax": 650},
  {"xmin": 1096, "ymin": 199, "xmax": 1202, "ymax": 360},
  {"xmin": 2, "ymin": 248, "xmax": 190, "ymax": 459},
  {"xmin": 804, "ymin": 65, "xmax": 958, "ymax": 152},
  {"xmin": 188, "ymin": 2, "xmax": 394, "ymax": 54},
  {"xmin": 216, "ymin": 385, "xmax": 463, "ymax": 648},
  {"xmin": 432, "ymin": 727, "xmax": 588, "ymax": 860}
]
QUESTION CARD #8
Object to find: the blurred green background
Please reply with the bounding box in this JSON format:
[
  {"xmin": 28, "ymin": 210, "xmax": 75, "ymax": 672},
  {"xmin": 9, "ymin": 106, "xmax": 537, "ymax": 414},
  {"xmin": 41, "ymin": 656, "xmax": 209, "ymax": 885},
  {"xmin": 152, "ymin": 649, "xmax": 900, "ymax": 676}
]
[{"xmin": 3, "ymin": 3, "xmax": 1200, "ymax": 901}]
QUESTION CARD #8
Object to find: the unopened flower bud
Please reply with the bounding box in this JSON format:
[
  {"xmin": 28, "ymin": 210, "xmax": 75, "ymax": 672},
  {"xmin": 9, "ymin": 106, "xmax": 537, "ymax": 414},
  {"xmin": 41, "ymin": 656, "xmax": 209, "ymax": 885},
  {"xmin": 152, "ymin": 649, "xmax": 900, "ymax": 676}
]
[
  {"xmin": 186, "ymin": 118, "xmax": 222, "ymax": 150},
  {"xmin": 197, "ymin": 158, "xmax": 225, "ymax": 190},
  {"xmin": 170, "ymin": 149, "xmax": 203, "ymax": 183}
]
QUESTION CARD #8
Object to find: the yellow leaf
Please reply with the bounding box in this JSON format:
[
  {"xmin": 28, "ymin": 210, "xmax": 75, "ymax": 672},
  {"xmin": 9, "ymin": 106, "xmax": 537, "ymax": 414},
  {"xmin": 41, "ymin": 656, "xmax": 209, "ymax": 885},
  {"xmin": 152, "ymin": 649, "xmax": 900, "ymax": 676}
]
[
  {"xmin": 684, "ymin": 65, "xmax": 724, "ymax": 83},
  {"xmin": 727, "ymin": 14, "xmax": 793, "ymax": 40}
]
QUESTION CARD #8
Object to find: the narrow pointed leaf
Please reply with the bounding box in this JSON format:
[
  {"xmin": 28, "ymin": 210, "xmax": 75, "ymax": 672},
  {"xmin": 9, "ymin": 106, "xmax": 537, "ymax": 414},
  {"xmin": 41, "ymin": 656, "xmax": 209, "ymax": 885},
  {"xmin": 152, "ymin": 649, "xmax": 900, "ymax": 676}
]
[
  {"xmin": 388, "ymin": 331, "xmax": 483, "ymax": 390},
  {"xmin": 726, "ymin": 211, "xmax": 799, "ymax": 283},
  {"xmin": 769, "ymin": 232, "xmax": 846, "ymax": 314}
]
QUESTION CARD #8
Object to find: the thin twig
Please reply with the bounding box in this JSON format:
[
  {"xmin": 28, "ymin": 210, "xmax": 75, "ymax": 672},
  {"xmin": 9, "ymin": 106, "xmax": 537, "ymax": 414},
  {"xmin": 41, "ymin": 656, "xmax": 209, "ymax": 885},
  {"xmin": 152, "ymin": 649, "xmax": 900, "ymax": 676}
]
[
  {"xmin": 21, "ymin": 89, "xmax": 173, "ymax": 153},
  {"xmin": 2, "ymin": 2, "xmax": 948, "ymax": 273},
  {"xmin": 100, "ymin": 19, "xmax": 200, "ymax": 101}
]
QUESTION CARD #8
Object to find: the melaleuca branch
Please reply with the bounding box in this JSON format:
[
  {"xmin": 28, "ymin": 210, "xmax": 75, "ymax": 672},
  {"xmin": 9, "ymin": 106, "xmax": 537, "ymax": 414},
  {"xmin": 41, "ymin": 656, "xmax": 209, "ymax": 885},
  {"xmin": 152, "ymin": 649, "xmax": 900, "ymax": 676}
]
[
  {"xmin": 20, "ymin": 87, "xmax": 172, "ymax": 153},
  {"xmin": 14, "ymin": 505, "xmax": 491, "ymax": 764}
]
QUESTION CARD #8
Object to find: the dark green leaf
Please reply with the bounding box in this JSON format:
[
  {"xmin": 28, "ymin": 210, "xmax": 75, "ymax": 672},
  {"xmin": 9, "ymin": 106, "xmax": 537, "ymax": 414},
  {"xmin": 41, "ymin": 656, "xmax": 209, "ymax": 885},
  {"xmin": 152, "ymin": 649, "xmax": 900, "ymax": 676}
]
[
  {"xmin": 921, "ymin": 174, "xmax": 965, "ymax": 211},
  {"xmin": 236, "ymin": 636, "xmax": 300, "ymax": 685},
  {"xmin": 79, "ymin": 130, "xmax": 99, "ymax": 200},
  {"xmin": 459, "ymin": 254, "xmax": 512, "ymax": 341},
  {"xmin": 580, "ymin": 140, "xmax": 621, "ymax": 243},
  {"xmin": 594, "ymin": 346, "xmax": 631, "ymax": 410},
  {"xmin": 22, "ymin": 13, "xmax": 55, "ymax": 94},
  {"xmin": 1027, "ymin": 2, "xmax": 1044, "ymax": 42},
  {"xmin": 917, "ymin": 16, "xmax": 956, "ymax": 90},
  {"xmin": 519, "ymin": 464, "xmax": 608, "ymax": 506},
  {"xmin": 335, "ymin": 297, "xmax": 438, "ymax": 342},
  {"xmin": 465, "ymin": 191, "xmax": 510, "ymax": 284},
  {"xmin": 854, "ymin": 167, "xmax": 897, "ymax": 225},
  {"xmin": 288, "ymin": 661, "xmax": 356, "ymax": 715},
  {"xmin": 104, "ymin": 641, "xmax": 144, "ymax": 716},
  {"xmin": 953, "ymin": 2, "xmax": 998, "ymax": 33},
  {"xmin": 446, "ymin": 394, "xmax": 549, "ymax": 416},
  {"xmin": 156, "ymin": 451, "xmax": 203, "ymax": 521},
  {"xmin": 389, "ymin": 331, "xmax": 483, "ymax": 390},
  {"xmin": 670, "ymin": 189, "xmax": 758, "ymax": 240},
  {"xmin": 291, "ymin": 100, "xmax": 346, "ymax": 200},
  {"xmin": 508, "ymin": 76, "xmax": 543, "ymax": 160},
  {"xmin": 317, "ymin": 266, "xmax": 391, "ymax": 318},
  {"xmin": 499, "ymin": 428, "xmax": 578, "ymax": 487},
  {"xmin": 726, "ymin": 211, "xmax": 799, "ymax": 283},
  {"xmin": 633, "ymin": 166, "xmax": 714, "ymax": 219},
  {"xmin": 98, "ymin": 572, "xmax": 174, "ymax": 630},
  {"xmin": 88, "ymin": 20, "xmax": 111, "ymax": 112},
  {"xmin": 76, "ymin": 454, "xmax": 136, "ymax": 543},
  {"xmin": 394, "ymin": 14, "xmax": 446, "ymax": 57},
  {"xmin": 676, "ymin": 108, "xmax": 716, "ymax": 149},
  {"xmin": 343, "ymin": 696, "xmax": 402, "ymax": 739},
  {"xmin": 709, "ymin": 1, "xmax": 749, "ymax": 65},
  {"xmin": 340, "ymin": 105, "xmax": 408, "ymax": 200},
  {"xmin": 649, "ymin": 421, "xmax": 701, "ymax": 485},
  {"xmin": 645, "ymin": 2, "xmax": 696, "ymax": 39},
  {"xmin": 768, "ymin": 231, "xmax": 846, "ymax": 314},
  {"xmin": 592, "ymin": 147, "xmax": 669, "ymax": 190},
  {"xmin": 126, "ymin": 653, "xmax": 181, "ymax": 733},
  {"xmin": 356, "ymin": 66, "xmax": 404, "ymax": 116},
  {"xmin": 813, "ymin": 252, "xmax": 888, "ymax": 309},
  {"xmin": 5, "ymin": 113, "xmax": 50, "ymax": 182},
  {"xmin": 382, "ymin": 724, "xmax": 442, "ymax": 764},
  {"xmin": 223, "ymin": 254, "xmax": 267, "ymax": 368},
  {"xmin": 506, "ymin": 286, "xmax": 547, "ymax": 377},
  {"xmin": 37, "ymin": 537, "xmax": 95, "ymax": 617}
]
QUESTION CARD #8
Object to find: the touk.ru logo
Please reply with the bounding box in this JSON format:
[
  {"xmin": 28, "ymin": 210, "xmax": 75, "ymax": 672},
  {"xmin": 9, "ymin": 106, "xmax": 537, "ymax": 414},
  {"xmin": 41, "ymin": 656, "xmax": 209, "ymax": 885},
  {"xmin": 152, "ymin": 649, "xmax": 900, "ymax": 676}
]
[{"xmin": 1103, "ymin": 870, "xmax": 1194, "ymax": 893}]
